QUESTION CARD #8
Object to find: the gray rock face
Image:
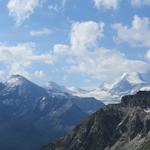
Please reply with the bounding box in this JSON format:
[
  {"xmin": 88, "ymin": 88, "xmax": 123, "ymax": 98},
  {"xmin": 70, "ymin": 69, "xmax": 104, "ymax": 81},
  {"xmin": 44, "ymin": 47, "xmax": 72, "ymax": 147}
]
[{"xmin": 40, "ymin": 91, "xmax": 150, "ymax": 150}]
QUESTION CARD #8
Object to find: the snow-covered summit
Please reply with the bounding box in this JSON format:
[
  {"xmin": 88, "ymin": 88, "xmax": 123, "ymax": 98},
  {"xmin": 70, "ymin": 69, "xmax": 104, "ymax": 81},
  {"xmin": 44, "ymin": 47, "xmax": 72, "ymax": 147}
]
[
  {"xmin": 111, "ymin": 72, "xmax": 145, "ymax": 88},
  {"xmin": 3, "ymin": 75, "xmax": 46, "ymax": 97},
  {"xmin": 70, "ymin": 72, "xmax": 150, "ymax": 104},
  {"xmin": 108, "ymin": 72, "xmax": 145, "ymax": 95},
  {"xmin": 5, "ymin": 75, "xmax": 29, "ymax": 87}
]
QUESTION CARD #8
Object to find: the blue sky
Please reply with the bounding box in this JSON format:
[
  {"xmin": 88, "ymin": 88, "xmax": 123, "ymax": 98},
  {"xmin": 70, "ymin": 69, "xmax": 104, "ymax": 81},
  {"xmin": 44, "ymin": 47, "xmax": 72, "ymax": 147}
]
[{"xmin": 0, "ymin": 0, "xmax": 150, "ymax": 89}]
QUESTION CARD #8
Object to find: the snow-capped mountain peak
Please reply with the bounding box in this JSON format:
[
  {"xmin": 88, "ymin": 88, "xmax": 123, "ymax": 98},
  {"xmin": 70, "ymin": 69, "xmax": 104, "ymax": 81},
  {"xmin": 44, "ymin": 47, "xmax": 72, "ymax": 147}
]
[
  {"xmin": 121, "ymin": 72, "xmax": 144, "ymax": 84},
  {"xmin": 69, "ymin": 72, "xmax": 150, "ymax": 105},
  {"xmin": 111, "ymin": 72, "xmax": 144, "ymax": 89},
  {"xmin": 3, "ymin": 75, "xmax": 47, "ymax": 98},
  {"xmin": 6, "ymin": 75, "xmax": 28, "ymax": 87},
  {"xmin": 3, "ymin": 72, "xmax": 150, "ymax": 105}
]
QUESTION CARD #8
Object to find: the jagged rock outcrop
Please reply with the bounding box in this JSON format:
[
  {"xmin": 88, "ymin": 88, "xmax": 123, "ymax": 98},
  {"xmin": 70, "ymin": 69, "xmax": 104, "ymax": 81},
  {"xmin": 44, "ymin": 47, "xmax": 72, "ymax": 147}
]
[{"xmin": 40, "ymin": 91, "xmax": 150, "ymax": 150}]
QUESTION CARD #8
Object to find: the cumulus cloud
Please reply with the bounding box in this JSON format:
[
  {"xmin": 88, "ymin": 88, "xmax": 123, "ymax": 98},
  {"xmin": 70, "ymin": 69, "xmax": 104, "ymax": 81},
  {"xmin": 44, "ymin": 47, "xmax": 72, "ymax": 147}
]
[
  {"xmin": 112, "ymin": 15, "xmax": 150, "ymax": 47},
  {"xmin": 93, "ymin": 0, "xmax": 150, "ymax": 9},
  {"xmin": 70, "ymin": 48, "xmax": 149, "ymax": 81},
  {"xmin": 0, "ymin": 43, "xmax": 53, "ymax": 77},
  {"xmin": 131, "ymin": 0, "xmax": 150, "ymax": 6},
  {"xmin": 30, "ymin": 28, "xmax": 52, "ymax": 36},
  {"xmin": 51, "ymin": 20, "xmax": 149, "ymax": 82},
  {"xmin": 7, "ymin": 0, "xmax": 43, "ymax": 25},
  {"xmin": 93, "ymin": 0, "xmax": 119, "ymax": 9},
  {"xmin": 48, "ymin": 0, "xmax": 67, "ymax": 12},
  {"xmin": 53, "ymin": 44, "xmax": 69, "ymax": 54},
  {"xmin": 70, "ymin": 21, "xmax": 105, "ymax": 55}
]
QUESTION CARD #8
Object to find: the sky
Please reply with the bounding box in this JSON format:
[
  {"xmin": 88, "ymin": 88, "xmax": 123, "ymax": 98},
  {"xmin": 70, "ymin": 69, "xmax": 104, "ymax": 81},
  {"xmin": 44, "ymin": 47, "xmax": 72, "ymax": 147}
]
[{"xmin": 0, "ymin": 0, "xmax": 150, "ymax": 89}]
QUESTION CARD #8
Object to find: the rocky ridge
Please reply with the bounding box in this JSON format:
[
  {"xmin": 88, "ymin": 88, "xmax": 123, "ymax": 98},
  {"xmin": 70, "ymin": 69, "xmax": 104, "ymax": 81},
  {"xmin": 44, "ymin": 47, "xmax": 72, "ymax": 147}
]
[{"xmin": 40, "ymin": 91, "xmax": 150, "ymax": 150}]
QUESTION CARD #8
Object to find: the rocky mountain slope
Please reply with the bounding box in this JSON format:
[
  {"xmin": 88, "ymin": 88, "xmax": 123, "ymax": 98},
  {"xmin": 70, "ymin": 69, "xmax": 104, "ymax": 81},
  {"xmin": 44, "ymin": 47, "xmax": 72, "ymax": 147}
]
[
  {"xmin": 0, "ymin": 75, "xmax": 104, "ymax": 150},
  {"xmin": 40, "ymin": 91, "xmax": 150, "ymax": 150}
]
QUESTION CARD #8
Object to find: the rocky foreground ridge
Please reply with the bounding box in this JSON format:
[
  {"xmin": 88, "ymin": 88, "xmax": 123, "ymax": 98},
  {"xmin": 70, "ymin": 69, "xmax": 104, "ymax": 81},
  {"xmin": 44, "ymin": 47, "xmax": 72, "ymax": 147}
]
[{"xmin": 40, "ymin": 91, "xmax": 150, "ymax": 150}]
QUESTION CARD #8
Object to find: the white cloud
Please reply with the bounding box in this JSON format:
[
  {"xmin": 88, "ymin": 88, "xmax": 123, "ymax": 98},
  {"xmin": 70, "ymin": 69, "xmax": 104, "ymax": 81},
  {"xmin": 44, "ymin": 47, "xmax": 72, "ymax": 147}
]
[
  {"xmin": 0, "ymin": 43, "xmax": 53, "ymax": 65},
  {"xmin": 53, "ymin": 44, "xmax": 69, "ymax": 54},
  {"xmin": 131, "ymin": 0, "xmax": 150, "ymax": 6},
  {"xmin": 93, "ymin": 0, "xmax": 119, "ymax": 9},
  {"xmin": 30, "ymin": 28, "xmax": 52, "ymax": 36},
  {"xmin": 0, "ymin": 43, "xmax": 53, "ymax": 77},
  {"xmin": 70, "ymin": 47, "xmax": 149, "ymax": 82},
  {"xmin": 145, "ymin": 49, "xmax": 150, "ymax": 60},
  {"xmin": 70, "ymin": 21, "xmax": 104, "ymax": 55},
  {"xmin": 113, "ymin": 15, "xmax": 150, "ymax": 47},
  {"xmin": 34, "ymin": 70, "xmax": 46, "ymax": 78},
  {"xmin": 93, "ymin": 0, "xmax": 150, "ymax": 9},
  {"xmin": 52, "ymin": 20, "xmax": 150, "ymax": 82},
  {"xmin": 7, "ymin": 0, "xmax": 43, "ymax": 25},
  {"xmin": 48, "ymin": 0, "xmax": 67, "ymax": 12}
]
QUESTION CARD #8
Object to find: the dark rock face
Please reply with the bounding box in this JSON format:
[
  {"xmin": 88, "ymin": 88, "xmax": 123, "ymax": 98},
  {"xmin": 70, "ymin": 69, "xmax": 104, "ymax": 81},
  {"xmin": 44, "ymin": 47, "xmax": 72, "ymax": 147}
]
[
  {"xmin": 121, "ymin": 91, "xmax": 150, "ymax": 107},
  {"xmin": 40, "ymin": 91, "xmax": 150, "ymax": 150},
  {"xmin": 0, "ymin": 75, "xmax": 104, "ymax": 150}
]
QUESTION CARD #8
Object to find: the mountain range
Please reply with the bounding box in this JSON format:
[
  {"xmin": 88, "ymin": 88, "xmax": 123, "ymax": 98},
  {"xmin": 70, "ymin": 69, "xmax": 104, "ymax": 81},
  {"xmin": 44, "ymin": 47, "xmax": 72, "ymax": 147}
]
[
  {"xmin": 70, "ymin": 72, "xmax": 150, "ymax": 104},
  {"xmin": 0, "ymin": 75, "xmax": 104, "ymax": 150},
  {"xmin": 40, "ymin": 90, "xmax": 150, "ymax": 150},
  {"xmin": 1, "ymin": 72, "xmax": 150, "ymax": 150}
]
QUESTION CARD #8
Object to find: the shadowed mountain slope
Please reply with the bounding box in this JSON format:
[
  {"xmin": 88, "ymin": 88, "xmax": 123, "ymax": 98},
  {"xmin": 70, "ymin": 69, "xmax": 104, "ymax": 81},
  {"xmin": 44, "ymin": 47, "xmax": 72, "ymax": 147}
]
[{"xmin": 0, "ymin": 75, "xmax": 104, "ymax": 150}]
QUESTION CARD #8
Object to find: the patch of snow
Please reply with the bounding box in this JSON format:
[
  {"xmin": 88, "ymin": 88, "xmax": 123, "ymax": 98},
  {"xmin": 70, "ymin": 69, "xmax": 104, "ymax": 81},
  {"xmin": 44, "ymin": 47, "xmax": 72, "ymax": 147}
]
[
  {"xmin": 140, "ymin": 86, "xmax": 150, "ymax": 91},
  {"xmin": 144, "ymin": 108, "xmax": 150, "ymax": 113},
  {"xmin": 40, "ymin": 97, "xmax": 48, "ymax": 111},
  {"xmin": 41, "ymin": 97, "xmax": 46, "ymax": 101}
]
